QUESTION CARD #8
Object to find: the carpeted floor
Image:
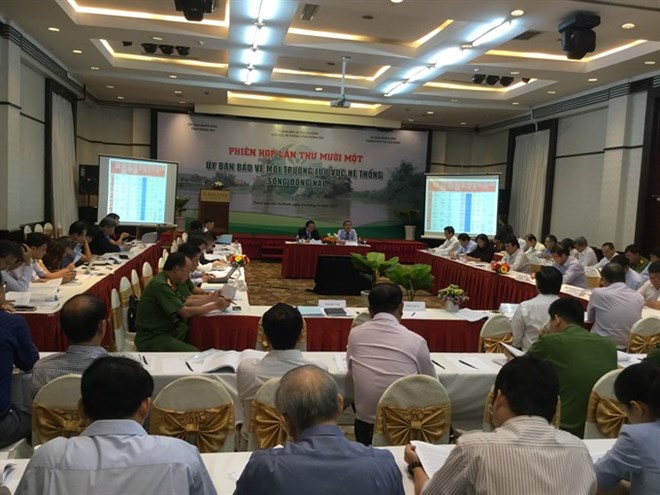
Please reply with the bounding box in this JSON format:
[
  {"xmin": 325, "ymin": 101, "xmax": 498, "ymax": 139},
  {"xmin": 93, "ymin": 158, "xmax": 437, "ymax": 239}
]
[{"xmin": 244, "ymin": 259, "xmax": 444, "ymax": 308}]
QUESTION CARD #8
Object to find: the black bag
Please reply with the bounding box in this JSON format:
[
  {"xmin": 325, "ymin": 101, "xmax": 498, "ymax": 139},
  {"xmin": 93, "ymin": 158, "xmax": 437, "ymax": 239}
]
[{"xmin": 127, "ymin": 294, "xmax": 139, "ymax": 333}]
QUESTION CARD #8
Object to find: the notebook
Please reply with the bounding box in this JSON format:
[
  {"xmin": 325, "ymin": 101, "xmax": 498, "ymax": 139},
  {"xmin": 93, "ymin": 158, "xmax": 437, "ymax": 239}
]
[{"xmin": 206, "ymin": 266, "xmax": 238, "ymax": 283}]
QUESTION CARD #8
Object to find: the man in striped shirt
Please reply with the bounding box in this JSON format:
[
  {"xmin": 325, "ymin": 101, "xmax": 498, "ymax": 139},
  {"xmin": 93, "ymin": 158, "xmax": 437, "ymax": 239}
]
[
  {"xmin": 404, "ymin": 356, "xmax": 596, "ymax": 495},
  {"xmin": 30, "ymin": 294, "xmax": 108, "ymax": 397}
]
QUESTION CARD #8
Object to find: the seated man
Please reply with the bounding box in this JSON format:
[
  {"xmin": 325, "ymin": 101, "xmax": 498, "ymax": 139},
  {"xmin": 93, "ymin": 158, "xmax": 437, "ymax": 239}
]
[
  {"xmin": 0, "ymin": 272, "xmax": 39, "ymax": 448},
  {"xmin": 89, "ymin": 217, "xmax": 126, "ymax": 255},
  {"xmin": 66, "ymin": 220, "xmax": 94, "ymax": 264},
  {"xmin": 434, "ymin": 226, "xmax": 460, "ymax": 255},
  {"xmin": 512, "ymin": 266, "xmax": 561, "ymax": 351},
  {"xmin": 625, "ymin": 244, "xmax": 649, "ymax": 274},
  {"xmin": 0, "ymin": 241, "xmax": 32, "ymax": 293},
  {"xmin": 23, "ymin": 233, "xmax": 76, "ymax": 283},
  {"xmin": 235, "ymin": 365, "xmax": 404, "ymax": 495},
  {"xmin": 523, "ymin": 233, "xmax": 545, "ymax": 256},
  {"xmin": 574, "ymin": 236, "xmax": 598, "ymax": 267},
  {"xmin": 638, "ymin": 260, "xmax": 660, "ymax": 310},
  {"xmin": 237, "ymin": 303, "xmax": 326, "ymax": 426},
  {"xmin": 30, "ymin": 294, "xmax": 108, "ymax": 397},
  {"xmin": 528, "ymin": 297, "xmax": 617, "ymax": 437},
  {"xmin": 203, "ymin": 218, "xmax": 215, "ymax": 233},
  {"xmin": 454, "ymin": 233, "xmax": 477, "ymax": 256},
  {"xmin": 640, "ymin": 247, "xmax": 660, "ymax": 283},
  {"xmin": 551, "ymin": 245, "xmax": 586, "ymax": 288},
  {"xmin": 610, "ymin": 254, "xmax": 642, "ymax": 290},
  {"xmin": 134, "ymin": 252, "xmax": 230, "ymax": 352},
  {"xmin": 595, "ymin": 242, "xmax": 617, "ymax": 269},
  {"xmin": 503, "ymin": 235, "xmax": 530, "ymax": 273},
  {"xmin": 347, "ymin": 283, "xmax": 436, "ymax": 445},
  {"xmin": 337, "ymin": 219, "xmax": 358, "ymax": 242},
  {"xmin": 16, "ymin": 356, "xmax": 216, "ymax": 495},
  {"xmin": 587, "ymin": 263, "xmax": 644, "ymax": 349},
  {"xmin": 542, "ymin": 234, "xmax": 558, "ymax": 258},
  {"xmin": 296, "ymin": 220, "xmax": 320, "ymax": 241},
  {"xmin": 464, "ymin": 234, "xmax": 495, "ymax": 262},
  {"xmin": 404, "ymin": 356, "xmax": 596, "ymax": 495}
]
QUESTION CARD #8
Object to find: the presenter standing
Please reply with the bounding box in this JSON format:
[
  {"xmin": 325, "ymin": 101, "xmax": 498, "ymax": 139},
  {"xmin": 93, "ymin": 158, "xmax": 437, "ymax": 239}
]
[{"xmin": 338, "ymin": 220, "xmax": 358, "ymax": 243}]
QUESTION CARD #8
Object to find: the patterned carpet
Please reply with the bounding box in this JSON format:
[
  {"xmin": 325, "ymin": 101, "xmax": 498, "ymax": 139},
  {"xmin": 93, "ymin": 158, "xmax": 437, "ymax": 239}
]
[{"xmin": 245, "ymin": 259, "xmax": 443, "ymax": 308}]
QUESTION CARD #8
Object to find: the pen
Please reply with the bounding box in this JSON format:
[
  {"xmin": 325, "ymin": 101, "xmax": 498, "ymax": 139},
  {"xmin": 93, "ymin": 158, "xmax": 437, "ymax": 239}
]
[
  {"xmin": 432, "ymin": 359, "xmax": 445, "ymax": 370},
  {"xmin": 185, "ymin": 361, "xmax": 193, "ymax": 372},
  {"xmin": 410, "ymin": 312, "xmax": 416, "ymax": 317},
  {"xmin": 458, "ymin": 359, "xmax": 478, "ymax": 369},
  {"xmin": 140, "ymin": 354, "xmax": 148, "ymax": 366}
]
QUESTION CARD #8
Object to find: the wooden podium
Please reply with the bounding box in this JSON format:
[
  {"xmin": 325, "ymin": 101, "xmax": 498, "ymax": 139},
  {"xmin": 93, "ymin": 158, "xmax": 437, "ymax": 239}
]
[{"xmin": 198, "ymin": 189, "xmax": 230, "ymax": 234}]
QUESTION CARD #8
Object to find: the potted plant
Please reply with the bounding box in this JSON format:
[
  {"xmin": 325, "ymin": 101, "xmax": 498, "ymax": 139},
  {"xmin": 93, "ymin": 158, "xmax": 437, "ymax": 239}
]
[
  {"xmin": 396, "ymin": 209, "xmax": 421, "ymax": 240},
  {"xmin": 351, "ymin": 252, "xmax": 399, "ymax": 288},
  {"xmin": 384, "ymin": 263, "xmax": 434, "ymax": 301},
  {"xmin": 437, "ymin": 284, "xmax": 469, "ymax": 312},
  {"xmin": 174, "ymin": 196, "xmax": 190, "ymax": 231}
]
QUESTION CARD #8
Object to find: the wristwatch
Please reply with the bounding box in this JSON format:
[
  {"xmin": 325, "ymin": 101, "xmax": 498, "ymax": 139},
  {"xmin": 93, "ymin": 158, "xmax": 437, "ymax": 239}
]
[{"xmin": 407, "ymin": 461, "xmax": 423, "ymax": 476}]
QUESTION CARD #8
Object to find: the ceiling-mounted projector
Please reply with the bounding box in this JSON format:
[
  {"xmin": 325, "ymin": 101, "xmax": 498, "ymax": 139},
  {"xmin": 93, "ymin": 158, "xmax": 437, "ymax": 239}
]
[{"xmin": 330, "ymin": 96, "xmax": 351, "ymax": 108}]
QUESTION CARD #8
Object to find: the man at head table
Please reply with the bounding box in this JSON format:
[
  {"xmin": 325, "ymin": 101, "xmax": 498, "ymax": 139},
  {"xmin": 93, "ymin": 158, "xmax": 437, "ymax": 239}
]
[
  {"xmin": 296, "ymin": 220, "xmax": 320, "ymax": 241},
  {"xmin": 337, "ymin": 220, "xmax": 358, "ymax": 242}
]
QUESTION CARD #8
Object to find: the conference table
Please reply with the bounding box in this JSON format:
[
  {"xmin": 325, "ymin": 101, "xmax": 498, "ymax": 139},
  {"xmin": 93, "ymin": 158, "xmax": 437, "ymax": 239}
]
[
  {"xmin": 281, "ymin": 241, "xmax": 370, "ymax": 278},
  {"xmin": 13, "ymin": 244, "xmax": 161, "ymax": 351}
]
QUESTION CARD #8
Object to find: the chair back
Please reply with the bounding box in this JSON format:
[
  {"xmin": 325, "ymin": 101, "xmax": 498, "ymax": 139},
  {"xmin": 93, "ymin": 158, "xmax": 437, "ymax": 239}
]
[
  {"xmin": 247, "ymin": 378, "xmax": 288, "ymax": 451},
  {"xmin": 478, "ymin": 314, "xmax": 513, "ymax": 353},
  {"xmin": 110, "ymin": 288, "xmax": 123, "ymax": 352},
  {"xmin": 131, "ymin": 269, "xmax": 141, "ymax": 298},
  {"xmin": 157, "ymin": 256, "xmax": 165, "ymax": 273},
  {"xmin": 32, "ymin": 374, "xmax": 84, "ymax": 446},
  {"xmin": 372, "ymin": 375, "xmax": 451, "ymax": 446},
  {"xmin": 181, "ymin": 232, "xmax": 188, "ymax": 243},
  {"xmin": 171, "ymin": 240, "xmax": 179, "ymax": 252},
  {"xmin": 142, "ymin": 261, "xmax": 154, "ymax": 288},
  {"xmin": 140, "ymin": 231, "xmax": 158, "ymax": 244},
  {"xmin": 149, "ymin": 376, "xmax": 235, "ymax": 453},
  {"xmin": 23, "ymin": 225, "xmax": 32, "ymax": 238},
  {"xmin": 628, "ymin": 317, "xmax": 660, "ymax": 353},
  {"xmin": 256, "ymin": 317, "xmax": 307, "ymax": 351},
  {"xmin": 43, "ymin": 222, "xmax": 54, "ymax": 237},
  {"xmin": 584, "ymin": 369, "xmax": 625, "ymax": 439},
  {"xmin": 162, "ymin": 249, "xmax": 169, "ymax": 262},
  {"xmin": 482, "ymin": 385, "xmax": 561, "ymax": 431},
  {"xmin": 176, "ymin": 236, "xmax": 184, "ymax": 246},
  {"xmin": 118, "ymin": 277, "xmax": 137, "ymax": 351},
  {"xmin": 33, "ymin": 223, "xmax": 43, "ymax": 233}
]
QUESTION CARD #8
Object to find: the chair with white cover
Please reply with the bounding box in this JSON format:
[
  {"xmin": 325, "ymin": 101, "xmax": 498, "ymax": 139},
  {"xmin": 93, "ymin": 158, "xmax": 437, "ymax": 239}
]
[
  {"xmin": 142, "ymin": 261, "xmax": 154, "ymax": 288},
  {"xmin": 33, "ymin": 224, "xmax": 43, "ymax": 233},
  {"xmin": 118, "ymin": 277, "xmax": 137, "ymax": 351},
  {"xmin": 478, "ymin": 314, "xmax": 513, "ymax": 353},
  {"xmin": 23, "ymin": 225, "xmax": 32, "ymax": 238},
  {"xmin": 130, "ymin": 269, "xmax": 142, "ymax": 298},
  {"xmin": 110, "ymin": 289, "xmax": 125, "ymax": 352},
  {"xmin": 140, "ymin": 231, "xmax": 158, "ymax": 244},
  {"xmin": 247, "ymin": 378, "xmax": 288, "ymax": 451},
  {"xmin": 157, "ymin": 256, "xmax": 165, "ymax": 273},
  {"xmin": 149, "ymin": 376, "xmax": 235, "ymax": 453},
  {"xmin": 162, "ymin": 248, "xmax": 169, "ymax": 262},
  {"xmin": 32, "ymin": 374, "xmax": 84, "ymax": 446},
  {"xmin": 372, "ymin": 375, "xmax": 451, "ymax": 446},
  {"xmin": 628, "ymin": 317, "xmax": 660, "ymax": 353},
  {"xmin": 181, "ymin": 232, "xmax": 188, "ymax": 243},
  {"xmin": 43, "ymin": 222, "xmax": 54, "ymax": 237},
  {"xmin": 170, "ymin": 240, "xmax": 178, "ymax": 253},
  {"xmin": 482, "ymin": 385, "xmax": 561, "ymax": 432},
  {"xmin": 584, "ymin": 369, "xmax": 625, "ymax": 439},
  {"xmin": 585, "ymin": 267, "xmax": 601, "ymax": 289},
  {"xmin": 255, "ymin": 317, "xmax": 307, "ymax": 352}
]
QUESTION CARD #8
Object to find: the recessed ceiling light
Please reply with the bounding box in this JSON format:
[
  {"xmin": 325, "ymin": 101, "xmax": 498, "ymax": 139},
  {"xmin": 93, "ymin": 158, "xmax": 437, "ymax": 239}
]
[
  {"xmin": 460, "ymin": 122, "xmax": 467, "ymax": 125},
  {"xmin": 644, "ymin": 60, "xmax": 656, "ymax": 65},
  {"xmin": 179, "ymin": 101, "xmax": 186, "ymax": 104},
  {"xmin": 48, "ymin": 27, "xmax": 60, "ymax": 32},
  {"xmin": 512, "ymin": 102, "xmax": 520, "ymax": 105},
  {"xmin": 510, "ymin": 9, "xmax": 525, "ymax": 17},
  {"xmin": 587, "ymin": 77, "xmax": 598, "ymax": 82},
  {"xmin": 621, "ymin": 22, "xmax": 635, "ymax": 29},
  {"xmin": 315, "ymin": 87, "xmax": 323, "ymax": 91},
  {"xmin": 105, "ymin": 85, "xmax": 114, "ymax": 89},
  {"xmin": 117, "ymin": 96, "xmax": 125, "ymax": 100},
  {"xmin": 407, "ymin": 118, "xmax": 414, "ymax": 122},
  {"xmin": 90, "ymin": 66, "xmax": 99, "ymax": 70},
  {"xmin": 510, "ymin": 71, "xmax": 520, "ymax": 75},
  {"xmin": 174, "ymin": 90, "xmax": 183, "ymax": 94},
  {"xmin": 72, "ymin": 49, "xmax": 82, "ymax": 54},
  {"xmin": 152, "ymin": 36, "xmax": 164, "ymax": 41},
  {"xmin": 426, "ymin": 111, "xmax": 434, "ymax": 115},
  {"xmin": 451, "ymin": 99, "xmax": 458, "ymax": 103},
  {"xmin": 169, "ymin": 74, "xmax": 178, "ymax": 79},
  {"xmin": 547, "ymin": 90, "xmax": 556, "ymax": 94},
  {"xmin": 391, "ymin": 0, "xmax": 404, "ymax": 3}
]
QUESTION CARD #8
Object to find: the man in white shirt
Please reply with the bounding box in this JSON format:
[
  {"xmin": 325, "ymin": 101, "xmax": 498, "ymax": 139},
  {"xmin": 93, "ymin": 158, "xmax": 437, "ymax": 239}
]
[
  {"xmin": 404, "ymin": 356, "xmax": 596, "ymax": 495},
  {"xmin": 347, "ymin": 283, "xmax": 436, "ymax": 445},
  {"xmin": 640, "ymin": 248, "xmax": 659, "ymax": 283},
  {"xmin": 512, "ymin": 267, "xmax": 562, "ymax": 351},
  {"xmin": 587, "ymin": 263, "xmax": 645, "ymax": 349},
  {"xmin": 454, "ymin": 233, "xmax": 477, "ymax": 256},
  {"xmin": 523, "ymin": 234, "xmax": 545, "ymax": 256},
  {"xmin": 434, "ymin": 226, "xmax": 460, "ymax": 255},
  {"xmin": 16, "ymin": 356, "xmax": 216, "ymax": 495},
  {"xmin": 610, "ymin": 255, "xmax": 643, "ymax": 291},
  {"xmin": 551, "ymin": 245, "xmax": 587, "ymax": 288},
  {"xmin": 503, "ymin": 236, "xmax": 530, "ymax": 273},
  {"xmin": 638, "ymin": 261, "xmax": 660, "ymax": 309},
  {"xmin": 574, "ymin": 237, "xmax": 598, "ymax": 267},
  {"xmin": 595, "ymin": 242, "xmax": 617, "ymax": 269}
]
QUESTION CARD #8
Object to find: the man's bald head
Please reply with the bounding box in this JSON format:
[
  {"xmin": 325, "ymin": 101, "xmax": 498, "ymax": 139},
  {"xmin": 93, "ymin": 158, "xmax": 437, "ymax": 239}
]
[{"xmin": 60, "ymin": 294, "xmax": 106, "ymax": 343}]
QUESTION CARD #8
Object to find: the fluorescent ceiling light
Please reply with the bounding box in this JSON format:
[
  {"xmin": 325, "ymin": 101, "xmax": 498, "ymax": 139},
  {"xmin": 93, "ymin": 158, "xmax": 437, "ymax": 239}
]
[
  {"xmin": 410, "ymin": 20, "xmax": 454, "ymax": 47},
  {"xmin": 471, "ymin": 20, "xmax": 514, "ymax": 47},
  {"xmin": 228, "ymin": 91, "xmax": 381, "ymax": 110},
  {"xmin": 487, "ymin": 40, "xmax": 646, "ymax": 62},
  {"xmin": 424, "ymin": 79, "xmax": 535, "ymax": 92}
]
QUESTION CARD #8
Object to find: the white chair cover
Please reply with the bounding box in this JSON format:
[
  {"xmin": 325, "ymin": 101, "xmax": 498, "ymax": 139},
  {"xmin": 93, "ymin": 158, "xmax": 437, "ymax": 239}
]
[
  {"xmin": 130, "ymin": 269, "xmax": 141, "ymax": 298},
  {"xmin": 157, "ymin": 256, "xmax": 165, "ymax": 273},
  {"xmin": 181, "ymin": 232, "xmax": 188, "ymax": 243},
  {"xmin": 140, "ymin": 231, "xmax": 158, "ymax": 244},
  {"xmin": 142, "ymin": 261, "xmax": 154, "ymax": 288},
  {"xmin": 149, "ymin": 376, "xmax": 235, "ymax": 453},
  {"xmin": 247, "ymin": 378, "xmax": 286, "ymax": 451},
  {"xmin": 628, "ymin": 317, "xmax": 660, "ymax": 353},
  {"xmin": 170, "ymin": 241, "xmax": 178, "ymax": 253},
  {"xmin": 372, "ymin": 375, "xmax": 451, "ymax": 446},
  {"xmin": 478, "ymin": 314, "xmax": 513, "ymax": 353},
  {"xmin": 111, "ymin": 288, "xmax": 125, "ymax": 352},
  {"xmin": 584, "ymin": 369, "xmax": 625, "ymax": 439},
  {"xmin": 43, "ymin": 222, "xmax": 54, "ymax": 237},
  {"xmin": 162, "ymin": 249, "xmax": 169, "ymax": 262},
  {"xmin": 23, "ymin": 225, "xmax": 32, "ymax": 238},
  {"xmin": 33, "ymin": 224, "xmax": 43, "ymax": 233},
  {"xmin": 32, "ymin": 374, "xmax": 83, "ymax": 446},
  {"xmin": 118, "ymin": 277, "xmax": 136, "ymax": 351}
]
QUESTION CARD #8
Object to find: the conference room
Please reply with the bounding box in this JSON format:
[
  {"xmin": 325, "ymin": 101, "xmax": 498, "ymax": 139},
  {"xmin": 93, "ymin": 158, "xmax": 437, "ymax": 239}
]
[{"xmin": 1, "ymin": 0, "xmax": 660, "ymax": 494}]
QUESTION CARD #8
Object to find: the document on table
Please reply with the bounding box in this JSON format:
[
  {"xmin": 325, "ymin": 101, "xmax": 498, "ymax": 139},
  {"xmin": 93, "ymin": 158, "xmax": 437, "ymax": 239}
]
[
  {"xmin": 4, "ymin": 292, "xmax": 30, "ymax": 306},
  {"xmin": 455, "ymin": 308, "xmax": 491, "ymax": 322},
  {"xmin": 445, "ymin": 355, "xmax": 500, "ymax": 372},
  {"xmin": 0, "ymin": 462, "xmax": 16, "ymax": 486},
  {"xmin": 333, "ymin": 355, "xmax": 348, "ymax": 373},
  {"xmin": 410, "ymin": 441, "xmax": 453, "ymax": 478}
]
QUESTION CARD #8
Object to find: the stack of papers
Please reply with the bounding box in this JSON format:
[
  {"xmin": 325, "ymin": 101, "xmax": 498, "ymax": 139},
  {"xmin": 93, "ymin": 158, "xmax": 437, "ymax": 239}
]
[
  {"xmin": 410, "ymin": 441, "xmax": 453, "ymax": 478},
  {"xmin": 324, "ymin": 307, "xmax": 348, "ymax": 317},
  {"xmin": 297, "ymin": 306, "xmax": 325, "ymax": 317},
  {"xmin": 185, "ymin": 349, "xmax": 266, "ymax": 373},
  {"xmin": 455, "ymin": 308, "xmax": 491, "ymax": 322}
]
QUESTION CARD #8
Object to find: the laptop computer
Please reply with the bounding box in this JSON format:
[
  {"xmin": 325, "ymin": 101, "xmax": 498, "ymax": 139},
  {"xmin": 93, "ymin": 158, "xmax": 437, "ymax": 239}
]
[
  {"xmin": 206, "ymin": 266, "xmax": 238, "ymax": 284},
  {"xmin": 216, "ymin": 234, "xmax": 233, "ymax": 245}
]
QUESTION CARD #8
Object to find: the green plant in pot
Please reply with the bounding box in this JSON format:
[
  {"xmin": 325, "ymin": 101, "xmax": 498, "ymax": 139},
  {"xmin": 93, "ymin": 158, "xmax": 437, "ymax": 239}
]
[
  {"xmin": 396, "ymin": 208, "xmax": 421, "ymax": 225},
  {"xmin": 175, "ymin": 196, "xmax": 190, "ymax": 218},
  {"xmin": 384, "ymin": 263, "xmax": 434, "ymax": 301},
  {"xmin": 350, "ymin": 252, "xmax": 399, "ymax": 289}
]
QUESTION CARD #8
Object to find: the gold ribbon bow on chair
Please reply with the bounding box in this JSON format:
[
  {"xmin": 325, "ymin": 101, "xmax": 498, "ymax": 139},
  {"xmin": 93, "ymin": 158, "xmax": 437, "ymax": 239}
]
[
  {"xmin": 628, "ymin": 333, "xmax": 660, "ymax": 354},
  {"xmin": 586, "ymin": 391, "xmax": 626, "ymax": 438},
  {"xmin": 32, "ymin": 404, "xmax": 85, "ymax": 443},
  {"xmin": 250, "ymin": 401, "xmax": 289, "ymax": 449},
  {"xmin": 480, "ymin": 333, "xmax": 513, "ymax": 353},
  {"xmin": 149, "ymin": 404, "xmax": 234, "ymax": 453},
  {"xmin": 375, "ymin": 404, "xmax": 451, "ymax": 445}
]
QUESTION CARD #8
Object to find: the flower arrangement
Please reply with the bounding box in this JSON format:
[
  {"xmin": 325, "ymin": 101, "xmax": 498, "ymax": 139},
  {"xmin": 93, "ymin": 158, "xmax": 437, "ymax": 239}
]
[
  {"xmin": 322, "ymin": 233, "xmax": 339, "ymax": 245},
  {"xmin": 228, "ymin": 254, "xmax": 250, "ymax": 268},
  {"xmin": 212, "ymin": 180, "xmax": 224, "ymax": 190},
  {"xmin": 490, "ymin": 261, "xmax": 511, "ymax": 274},
  {"xmin": 437, "ymin": 284, "xmax": 469, "ymax": 306}
]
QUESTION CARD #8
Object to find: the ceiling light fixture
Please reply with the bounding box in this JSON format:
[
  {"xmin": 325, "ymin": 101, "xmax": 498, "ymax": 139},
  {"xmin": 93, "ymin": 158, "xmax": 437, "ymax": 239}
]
[
  {"xmin": 106, "ymin": 85, "xmax": 114, "ymax": 89},
  {"xmin": 391, "ymin": 0, "xmax": 404, "ymax": 3},
  {"xmin": 471, "ymin": 19, "xmax": 515, "ymax": 48},
  {"xmin": 90, "ymin": 66, "xmax": 99, "ymax": 70},
  {"xmin": 141, "ymin": 43, "xmax": 157, "ymax": 54},
  {"xmin": 644, "ymin": 60, "xmax": 656, "ymax": 65},
  {"xmin": 72, "ymin": 49, "xmax": 83, "ymax": 54},
  {"xmin": 315, "ymin": 87, "xmax": 323, "ymax": 91},
  {"xmin": 510, "ymin": 71, "xmax": 520, "ymax": 75},
  {"xmin": 621, "ymin": 22, "xmax": 635, "ymax": 29},
  {"xmin": 471, "ymin": 74, "xmax": 486, "ymax": 84},
  {"xmin": 117, "ymin": 96, "xmax": 125, "ymax": 100},
  {"xmin": 384, "ymin": 81, "xmax": 407, "ymax": 97},
  {"xmin": 426, "ymin": 111, "xmax": 434, "ymax": 115},
  {"xmin": 48, "ymin": 27, "xmax": 60, "ymax": 32},
  {"xmin": 499, "ymin": 76, "xmax": 514, "ymax": 87},
  {"xmin": 485, "ymin": 75, "xmax": 500, "ymax": 86},
  {"xmin": 159, "ymin": 45, "xmax": 174, "ymax": 55},
  {"xmin": 512, "ymin": 102, "xmax": 520, "ymax": 105},
  {"xmin": 175, "ymin": 46, "xmax": 190, "ymax": 56},
  {"xmin": 510, "ymin": 10, "xmax": 524, "ymax": 17},
  {"xmin": 169, "ymin": 74, "xmax": 178, "ymax": 79},
  {"xmin": 152, "ymin": 36, "xmax": 163, "ymax": 41},
  {"xmin": 547, "ymin": 90, "xmax": 556, "ymax": 94},
  {"xmin": 587, "ymin": 77, "xmax": 598, "ymax": 82}
]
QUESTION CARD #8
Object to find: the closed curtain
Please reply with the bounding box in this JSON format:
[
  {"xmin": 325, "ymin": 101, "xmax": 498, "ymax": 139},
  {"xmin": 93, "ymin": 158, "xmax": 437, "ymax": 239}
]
[{"xmin": 51, "ymin": 93, "xmax": 78, "ymax": 232}]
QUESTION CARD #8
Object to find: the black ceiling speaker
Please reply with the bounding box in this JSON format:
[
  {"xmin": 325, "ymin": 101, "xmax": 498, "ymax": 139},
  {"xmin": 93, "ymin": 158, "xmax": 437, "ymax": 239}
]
[
  {"xmin": 174, "ymin": 0, "xmax": 215, "ymax": 22},
  {"xmin": 141, "ymin": 43, "xmax": 157, "ymax": 54},
  {"xmin": 472, "ymin": 74, "xmax": 486, "ymax": 84},
  {"xmin": 79, "ymin": 165, "xmax": 99, "ymax": 195},
  {"xmin": 159, "ymin": 45, "xmax": 174, "ymax": 55},
  {"xmin": 485, "ymin": 75, "xmax": 500, "ymax": 86},
  {"xmin": 499, "ymin": 76, "xmax": 514, "ymax": 87},
  {"xmin": 559, "ymin": 13, "xmax": 601, "ymax": 60}
]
